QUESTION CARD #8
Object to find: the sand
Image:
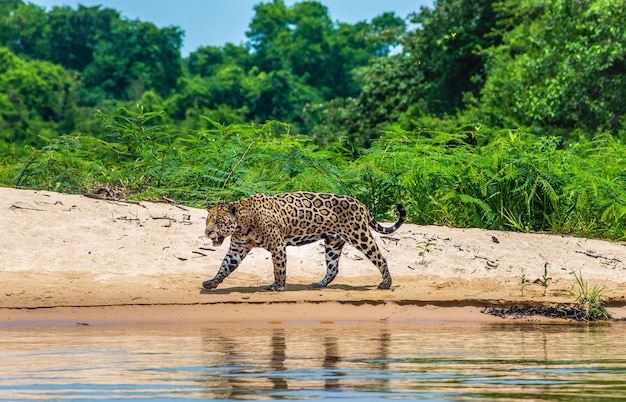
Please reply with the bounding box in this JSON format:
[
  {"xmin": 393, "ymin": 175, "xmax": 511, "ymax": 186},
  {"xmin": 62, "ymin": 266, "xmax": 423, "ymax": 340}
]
[{"xmin": 1, "ymin": 187, "xmax": 625, "ymax": 325}]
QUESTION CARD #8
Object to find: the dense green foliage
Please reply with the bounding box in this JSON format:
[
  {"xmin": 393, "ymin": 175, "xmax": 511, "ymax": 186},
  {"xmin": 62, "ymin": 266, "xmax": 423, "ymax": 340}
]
[
  {"xmin": 4, "ymin": 107, "xmax": 626, "ymax": 240},
  {"xmin": 2, "ymin": 0, "xmax": 624, "ymax": 146},
  {"xmin": 1, "ymin": 0, "xmax": 626, "ymax": 241},
  {"xmin": 309, "ymin": 0, "xmax": 626, "ymax": 145},
  {"xmin": 0, "ymin": 0, "xmax": 404, "ymax": 146},
  {"xmin": 478, "ymin": 0, "xmax": 626, "ymax": 135}
]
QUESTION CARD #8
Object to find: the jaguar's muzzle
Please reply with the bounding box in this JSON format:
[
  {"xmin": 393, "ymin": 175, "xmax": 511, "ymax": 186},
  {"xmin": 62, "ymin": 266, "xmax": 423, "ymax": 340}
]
[
  {"xmin": 206, "ymin": 230, "xmax": 225, "ymax": 246},
  {"xmin": 212, "ymin": 235, "xmax": 225, "ymax": 246}
]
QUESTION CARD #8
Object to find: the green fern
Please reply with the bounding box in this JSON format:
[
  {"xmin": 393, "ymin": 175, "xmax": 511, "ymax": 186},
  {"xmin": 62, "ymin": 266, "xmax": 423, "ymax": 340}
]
[{"xmin": 4, "ymin": 107, "xmax": 626, "ymax": 241}]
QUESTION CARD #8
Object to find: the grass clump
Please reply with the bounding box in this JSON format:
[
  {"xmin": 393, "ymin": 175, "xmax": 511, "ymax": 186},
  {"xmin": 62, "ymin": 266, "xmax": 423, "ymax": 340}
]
[
  {"xmin": 571, "ymin": 270, "xmax": 611, "ymax": 321},
  {"xmin": 482, "ymin": 267, "xmax": 612, "ymax": 322}
]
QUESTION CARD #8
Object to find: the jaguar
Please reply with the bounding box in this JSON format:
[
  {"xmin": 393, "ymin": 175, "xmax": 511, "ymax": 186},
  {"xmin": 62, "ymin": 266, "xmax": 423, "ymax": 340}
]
[{"xmin": 202, "ymin": 192, "xmax": 406, "ymax": 291}]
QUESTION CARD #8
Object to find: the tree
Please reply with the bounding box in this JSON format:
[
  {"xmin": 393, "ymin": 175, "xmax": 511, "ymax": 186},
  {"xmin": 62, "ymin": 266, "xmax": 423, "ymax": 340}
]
[
  {"xmin": 305, "ymin": 0, "xmax": 501, "ymax": 148},
  {"xmin": 0, "ymin": 47, "xmax": 78, "ymax": 145},
  {"xmin": 367, "ymin": 12, "xmax": 407, "ymax": 56},
  {"xmin": 246, "ymin": 0, "xmax": 291, "ymax": 72},
  {"xmin": 249, "ymin": 69, "xmax": 320, "ymax": 123},
  {"xmin": 187, "ymin": 46, "xmax": 225, "ymax": 77},
  {"xmin": 82, "ymin": 19, "xmax": 183, "ymax": 102},
  {"xmin": 46, "ymin": 5, "xmax": 119, "ymax": 72},
  {"xmin": 1, "ymin": 2, "xmax": 184, "ymax": 106},
  {"xmin": 187, "ymin": 43, "xmax": 251, "ymax": 77},
  {"xmin": 478, "ymin": 0, "xmax": 626, "ymax": 136},
  {"xmin": 0, "ymin": 1, "xmax": 49, "ymax": 59},
  {"xmin": 246, "ymin": 0, "xmax": 399, "ymax": 101},
  {"xmin": 287, "ymin": 1, "xmax": 333, "ymax": 91},
  {"xmin": 406, "ymin": 0, "xmax": 500, "ymax": 116}
]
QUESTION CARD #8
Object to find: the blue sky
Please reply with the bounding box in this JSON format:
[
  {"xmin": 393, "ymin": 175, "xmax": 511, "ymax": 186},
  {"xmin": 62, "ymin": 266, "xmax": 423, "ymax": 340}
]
[{"xmin": 29, "ymin": 0, "xmax": 434, "ymax": 56}]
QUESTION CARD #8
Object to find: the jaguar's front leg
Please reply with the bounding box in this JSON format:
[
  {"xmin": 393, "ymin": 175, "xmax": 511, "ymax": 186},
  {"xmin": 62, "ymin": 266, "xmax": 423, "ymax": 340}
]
[{"xmin": 202, "ymin": 239, "xmax": 252, "ymax": 290}]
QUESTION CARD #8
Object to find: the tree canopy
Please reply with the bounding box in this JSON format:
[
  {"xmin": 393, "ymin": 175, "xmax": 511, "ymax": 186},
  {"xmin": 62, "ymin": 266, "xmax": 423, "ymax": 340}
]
[
  {"xmin": 479, "ymin": 0, "xmax": 626, "ymax": 135},
  {"xmin": 0, "ymin": 0, "xmax": 624, "ymax": 150}
]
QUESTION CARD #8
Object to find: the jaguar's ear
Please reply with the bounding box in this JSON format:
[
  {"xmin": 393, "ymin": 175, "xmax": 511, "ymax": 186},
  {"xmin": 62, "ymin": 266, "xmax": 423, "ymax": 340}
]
[{"xmin": 228, "ymin": 204, "xmax": 237, "ymax": 218}]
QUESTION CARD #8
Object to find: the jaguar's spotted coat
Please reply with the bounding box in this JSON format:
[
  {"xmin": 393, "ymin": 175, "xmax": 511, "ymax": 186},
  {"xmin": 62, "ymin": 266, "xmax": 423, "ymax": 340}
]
[{"xmin": 202, "ymin": 192, "xmax": 406, "ymax": 291}]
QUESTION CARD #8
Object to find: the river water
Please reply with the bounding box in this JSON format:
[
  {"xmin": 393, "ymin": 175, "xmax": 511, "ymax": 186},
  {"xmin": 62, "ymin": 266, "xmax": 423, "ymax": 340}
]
[{"xmin": 1, "ymin": 321, "xmax": 625, "ymax": 400}]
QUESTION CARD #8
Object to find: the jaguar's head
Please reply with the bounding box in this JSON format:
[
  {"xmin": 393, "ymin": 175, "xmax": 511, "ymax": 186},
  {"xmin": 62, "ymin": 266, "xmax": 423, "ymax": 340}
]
[{"xmin": 205, "ymin": 203, "xmax": 238, "ymax": 246}]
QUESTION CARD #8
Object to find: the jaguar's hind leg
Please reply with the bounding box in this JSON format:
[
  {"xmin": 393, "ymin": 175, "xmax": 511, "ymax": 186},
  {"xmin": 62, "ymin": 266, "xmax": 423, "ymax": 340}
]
[
  {"xmin": 352, "ymin": 235, "xmax": 392, "ymax": 289},
  {"xmin": 313, "ymin": 234, "xmax": 346, "ymax": 288}
]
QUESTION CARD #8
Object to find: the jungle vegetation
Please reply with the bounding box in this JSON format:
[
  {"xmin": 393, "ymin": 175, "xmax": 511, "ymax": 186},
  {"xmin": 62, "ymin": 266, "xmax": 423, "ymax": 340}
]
[{"xmin": 1, "ymin": 0, "xmax": 626, "ymax": 240}]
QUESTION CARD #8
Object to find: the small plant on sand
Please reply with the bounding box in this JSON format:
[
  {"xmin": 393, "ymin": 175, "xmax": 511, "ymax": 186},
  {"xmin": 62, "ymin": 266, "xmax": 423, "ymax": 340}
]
[
  {"xmin": 540, "ymin": 263, "xmax": 550, "ymax": 296},
  {"xmin": 571, "ymin": 270, "xmax": 611, "ymax": 321},
  {"xmin": 519, "ymin": 267, "xmax": 527, "ymax": 296},
  {"xmin": 416, "ymin": 240, "xmax": 434, "ymax": 265}
]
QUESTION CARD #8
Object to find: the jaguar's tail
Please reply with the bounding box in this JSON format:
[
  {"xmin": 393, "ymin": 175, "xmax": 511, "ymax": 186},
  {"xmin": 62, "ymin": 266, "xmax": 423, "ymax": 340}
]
[{"xmin": 369, "ymin": 204, "xmax": 407, "ymax": 234}]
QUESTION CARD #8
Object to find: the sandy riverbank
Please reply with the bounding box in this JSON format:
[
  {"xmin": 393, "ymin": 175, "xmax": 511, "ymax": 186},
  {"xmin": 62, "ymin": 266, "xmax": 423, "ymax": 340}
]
[{"xmin": 2, "ymin": 187, "xmax": 625, "ymax": 325}]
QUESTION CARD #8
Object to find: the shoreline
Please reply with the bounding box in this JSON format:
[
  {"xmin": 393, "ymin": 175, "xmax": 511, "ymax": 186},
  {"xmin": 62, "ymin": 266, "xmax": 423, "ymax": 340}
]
[
  {"xmin": 0, "ymin": 303, "xmax": 517, "ymax": 327},
  {"xmin": 2, "ymin": 301, "xmax": 625, "ymax": 327}
]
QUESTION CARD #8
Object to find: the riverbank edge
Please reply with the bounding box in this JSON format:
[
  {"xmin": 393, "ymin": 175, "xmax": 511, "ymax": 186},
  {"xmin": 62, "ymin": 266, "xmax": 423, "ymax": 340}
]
[{"xmin": 2, "ymin": 300, "xmax": 625, "ymax": 327}]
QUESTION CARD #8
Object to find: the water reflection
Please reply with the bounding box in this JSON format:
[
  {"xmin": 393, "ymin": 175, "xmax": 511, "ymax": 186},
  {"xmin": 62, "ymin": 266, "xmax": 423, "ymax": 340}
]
[
  {"xmin": 1, "ymin": 322, "xmax": 625, "ymax": 400},
  {"xmin": 196, "ymin": 325, "xmax": 403, "ymax": 399}
]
